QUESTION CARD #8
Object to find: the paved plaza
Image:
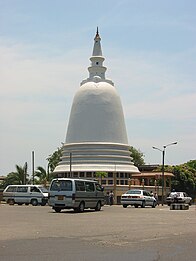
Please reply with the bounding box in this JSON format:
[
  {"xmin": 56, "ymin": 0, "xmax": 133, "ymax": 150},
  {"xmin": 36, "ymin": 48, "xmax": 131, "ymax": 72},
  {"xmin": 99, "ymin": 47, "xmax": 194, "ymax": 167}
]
[{"xmin": 0, "ymin": 204, "xmax": 196, "ymax": 261}]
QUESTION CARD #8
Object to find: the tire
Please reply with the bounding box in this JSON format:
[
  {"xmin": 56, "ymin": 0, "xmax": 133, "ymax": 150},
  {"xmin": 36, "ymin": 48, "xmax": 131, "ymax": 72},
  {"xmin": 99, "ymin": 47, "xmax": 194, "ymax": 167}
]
[
  {"xmin": 54, "ymin": 207, "xmax": 61, "ymax": 213},
  {"xmin": 31, "ymin": 199, "xmax": 38, "ymax": 206},
  {"xmin": 141, "ymin": 201, "xmax": 146, "ymax": 208},
  {"xmin": 123, "ymin": 205, "xmax": 128, "ymax": 208},
  {"xmin": 134, "ymin": 205, "xmax": 138, "ymax": 208},
  {"xmin": 8, "ymin": 199, "xmax": 15, "ymax": 205},
  {"xmin": 78, "ymin": 202, "xmax": 85, "ymax": 213},
  {"xmin": 95, "ymin": 201, "xmax": 101, "ymax": 211},
  {"xmin": 25, "ymin": 203, "xmax": 29, "ymax": 206}
]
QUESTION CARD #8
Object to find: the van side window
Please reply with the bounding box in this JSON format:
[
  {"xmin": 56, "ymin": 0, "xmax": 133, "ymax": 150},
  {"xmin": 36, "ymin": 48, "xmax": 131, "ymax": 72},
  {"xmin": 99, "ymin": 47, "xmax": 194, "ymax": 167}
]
[
  {"xmin": 85, "ymin": 182, "xmax": 95, "ymax": 192},
  {"xmin": 95, "ymin": 183, "xmax": 102, "ymax": 191},
  {"xmin": 75, "ymin": 181, "xmax": 85, "ymax": 191},
  {"xmin": 17, "ymin": 187, "xmax": 28, "ymax": 193},
  {"xmin": 30, "ymin": 187, "xmax": 40, "ymax": 193},
  {"xmin": 6, "ymin": 186, "xmax": 17, "ymax": 192}
]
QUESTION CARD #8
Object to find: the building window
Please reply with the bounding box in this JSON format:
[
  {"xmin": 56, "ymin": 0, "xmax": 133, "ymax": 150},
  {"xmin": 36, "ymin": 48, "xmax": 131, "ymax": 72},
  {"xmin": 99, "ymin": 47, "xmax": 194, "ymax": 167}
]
[
  {"xmin": 125, "ymin": 180, "xmax": 128, "ymax": 185},
  {"xmin": 116, "ymin": 180, "xmax": 119, "ymax": 185},
  {"xmin": 120, "ymin": 173, "xmax": 124, "ymax": 178},
  {"xmin": 125, "ymin": 173, "xmax": 128, "ymax": 178},
  {"xmin": 108, "ymin": 172, "xmax": 113, "ymax": 178},
  {"xmin": 73, "ymin": 172, "xmax": 78, "ymax": 178},
  {"xmin": 108, "ymin": 180, "xmax": 113, "ymax": 185},
  {"xmin": 80, "ymin": 172, "xmax": 84, "ymax": 177},
  {"xmin": 120, "ymin": 180, "xmax": 124, "ymax": 185},
  {"xmin": 102, "ymin": 180, "xmax": 106, "ymax": 185},
  {"xmin": 116, "ymin": 173, "xmax": 119, "ymax": 178},
  {"xmin": 86, "ymin": 172, "xmax": 92, "ymax": 178}
]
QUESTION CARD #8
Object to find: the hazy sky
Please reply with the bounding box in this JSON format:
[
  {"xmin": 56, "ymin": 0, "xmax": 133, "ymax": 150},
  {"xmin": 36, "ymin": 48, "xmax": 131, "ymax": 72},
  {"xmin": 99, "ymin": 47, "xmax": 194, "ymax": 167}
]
[{"xmin": 0, "ymin": 0, "xmax": 196, "ymax": 176}]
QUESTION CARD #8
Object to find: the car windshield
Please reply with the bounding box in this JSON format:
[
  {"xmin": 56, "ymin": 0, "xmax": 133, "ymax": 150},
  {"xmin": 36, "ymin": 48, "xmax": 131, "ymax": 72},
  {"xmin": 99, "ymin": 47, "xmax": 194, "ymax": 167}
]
[
  {"xmin": 39, "ymin": 187, "xmax": 48, "ymax": 193},
  {"xmin": 125, "ymin": 190, "xmax": 141, "ymax": 194}
]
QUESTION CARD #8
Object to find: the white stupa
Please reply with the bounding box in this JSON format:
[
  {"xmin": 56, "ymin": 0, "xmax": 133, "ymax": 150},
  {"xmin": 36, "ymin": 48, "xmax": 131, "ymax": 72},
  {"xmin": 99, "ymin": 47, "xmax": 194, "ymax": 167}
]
[{"xmin": 54, "ymin": 29, "xmax": 139, "ymax": 175}]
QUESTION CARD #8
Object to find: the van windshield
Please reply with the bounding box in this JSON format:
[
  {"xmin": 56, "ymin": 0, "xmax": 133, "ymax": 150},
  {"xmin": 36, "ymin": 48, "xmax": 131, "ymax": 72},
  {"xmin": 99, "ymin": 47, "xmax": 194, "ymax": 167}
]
[
  {"xmin": 39, "ymin": 187, "xmax": 48, "ymax": 193},
  {"xmin": 50, "ymin": 180, "xmax": 72, "ymax": 191}
]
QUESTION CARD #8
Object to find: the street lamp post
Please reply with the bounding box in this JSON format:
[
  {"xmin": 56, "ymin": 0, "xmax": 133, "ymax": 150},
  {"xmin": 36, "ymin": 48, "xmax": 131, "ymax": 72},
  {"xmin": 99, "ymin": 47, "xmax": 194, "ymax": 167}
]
[{"xmin": 152, "ymin": 142, "xmax": 177, "ymax": 206}]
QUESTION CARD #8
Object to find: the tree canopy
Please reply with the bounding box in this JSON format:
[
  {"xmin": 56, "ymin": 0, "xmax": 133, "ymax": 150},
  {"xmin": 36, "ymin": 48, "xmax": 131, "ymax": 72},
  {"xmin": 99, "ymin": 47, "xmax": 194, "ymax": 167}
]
[{"xmin": 129, "ymin": 146, "xmax": 145, "ymax": 167}]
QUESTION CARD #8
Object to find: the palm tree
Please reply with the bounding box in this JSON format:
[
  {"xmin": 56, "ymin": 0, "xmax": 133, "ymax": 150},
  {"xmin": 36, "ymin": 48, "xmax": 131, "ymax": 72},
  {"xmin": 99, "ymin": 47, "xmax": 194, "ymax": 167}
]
[
  {"xmin": 35, "ymin": 166, "xmax": 49, "ymax": 186},
  {"xmin": 3, "ymin": 162, "xmax": 28, "ymax": 186},
  {"xmin": 95, "ymin": 172, "xmax": 107, "ymax": 185}
]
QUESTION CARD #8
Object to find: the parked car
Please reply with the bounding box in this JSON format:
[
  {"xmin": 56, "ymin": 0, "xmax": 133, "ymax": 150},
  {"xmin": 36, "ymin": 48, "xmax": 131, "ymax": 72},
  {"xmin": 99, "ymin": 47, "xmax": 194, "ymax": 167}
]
[
  {"xmin": 121, "ymin": 189, "xmax": 157, "ymax": 208},
  {"xmin": 3, "ymin": 185, "xmax": 48, "ymax": 206},
  {"xmin": 166, "ymin": 192, "xmax": 192, "ymax": 206}
]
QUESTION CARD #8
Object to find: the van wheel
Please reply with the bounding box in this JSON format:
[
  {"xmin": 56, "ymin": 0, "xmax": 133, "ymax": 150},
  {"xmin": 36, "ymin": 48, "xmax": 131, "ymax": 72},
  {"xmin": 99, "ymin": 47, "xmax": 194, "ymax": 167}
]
[
  {"xmin": 31, "ymin": 199, "xmax": 38, "ymax": 206},
  {"xmin": 123, "ymin": 205, "xmax": 128, "ymax": 208},
  {"xmin": 8, "ymin": 199, "xmax": 15, "ymax": 205},
  {"xmin": 95, "ymin": 201, "xmax": 101, "ymax": 211},
  {"xmin": 54, "ymin": 207, "xmax": 61, "ymax": 213},
  {"xmin": 78, "ymin": 202, "xmax": 85, "ymax": 212}
]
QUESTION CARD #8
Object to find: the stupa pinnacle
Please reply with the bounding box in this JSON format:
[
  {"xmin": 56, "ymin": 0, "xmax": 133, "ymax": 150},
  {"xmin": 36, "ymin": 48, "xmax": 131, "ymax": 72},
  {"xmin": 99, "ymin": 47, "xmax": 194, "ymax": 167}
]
[{"xmin": 54, "ymin": 29, "xmax": 139, "ymax": 175}]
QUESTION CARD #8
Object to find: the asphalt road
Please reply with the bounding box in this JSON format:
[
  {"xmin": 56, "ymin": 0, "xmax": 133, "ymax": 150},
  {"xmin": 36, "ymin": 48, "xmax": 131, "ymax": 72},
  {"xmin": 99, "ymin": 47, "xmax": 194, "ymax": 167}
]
[{"xmin": 0, "ymin": 204, "xmax": 196, "ymax": 261}]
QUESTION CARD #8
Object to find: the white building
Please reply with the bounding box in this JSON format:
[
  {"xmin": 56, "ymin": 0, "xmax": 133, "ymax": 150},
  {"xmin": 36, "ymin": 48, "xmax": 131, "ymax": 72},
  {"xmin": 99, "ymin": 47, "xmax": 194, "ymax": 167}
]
[{"xmin": 54, "ymin": 29, "xmax": 139, "ymax": 197}]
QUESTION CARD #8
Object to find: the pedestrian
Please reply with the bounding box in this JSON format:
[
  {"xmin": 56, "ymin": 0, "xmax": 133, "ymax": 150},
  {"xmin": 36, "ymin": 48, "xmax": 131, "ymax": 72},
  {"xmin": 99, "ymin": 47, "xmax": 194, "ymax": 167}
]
[
  {"xmin": 154, "ymin": 192, "xmax": 159, "ymax": 206},
  {"xmin": 109, "ymin": 191, "xmax": 114, "ymax": 206},
  {"xmin": 106, "ymin": 191, "xmax": 110, "ymax": 205}
]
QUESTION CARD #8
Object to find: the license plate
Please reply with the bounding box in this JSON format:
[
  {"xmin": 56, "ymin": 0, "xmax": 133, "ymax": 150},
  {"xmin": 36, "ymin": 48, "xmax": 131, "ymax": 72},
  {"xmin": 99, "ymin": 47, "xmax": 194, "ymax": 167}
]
[{"xmin": 58, "ymin": 195, "xmax": 64, "ymax": 200}]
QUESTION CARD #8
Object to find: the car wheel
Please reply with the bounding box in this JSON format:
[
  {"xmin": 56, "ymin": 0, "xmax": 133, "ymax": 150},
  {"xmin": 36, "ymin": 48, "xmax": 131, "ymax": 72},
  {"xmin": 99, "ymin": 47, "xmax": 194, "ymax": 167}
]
[
  {"xmin": 31, "ymin": 199, "xmax": 38, "ymax": 206},
  {"xmin": 141, "ymin": 201, "xmax": 146, "ymax": 208},
  {"xmin": 8, "ymin": 199, "xmax": 15, "ymax": 205},
  {"xmin": 54, "ymin": 207, "xmax": 61, "ymax": 213},
  {"xmin": 78, "ymin": 202, "xmax": 85, "ymax": 213},
  {"xmin": 95, "ymin": 201, "xmax": 101, "ymax": 211},
  {"xmin": 123, "ymin": 205, "xmax": 128, "ymax": 208}
]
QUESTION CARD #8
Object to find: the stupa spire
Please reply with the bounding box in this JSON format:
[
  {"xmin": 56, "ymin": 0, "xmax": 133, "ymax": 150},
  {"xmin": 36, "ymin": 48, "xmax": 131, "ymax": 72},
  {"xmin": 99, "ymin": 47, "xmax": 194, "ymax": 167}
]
[
  {"xmin": 81, "ymin": 28, "xmax": 113, "ymax": 86},
  {"xmin": 92, "ymin": 27, "xmax": 102, "ymax": 56}
]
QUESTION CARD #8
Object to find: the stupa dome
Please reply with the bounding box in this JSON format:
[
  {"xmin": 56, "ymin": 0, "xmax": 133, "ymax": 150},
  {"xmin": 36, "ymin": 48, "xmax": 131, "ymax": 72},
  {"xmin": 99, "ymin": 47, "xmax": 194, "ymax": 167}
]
[{"xmin": 66, "ymin": 81, "xmax": 128, "ymax": 144}]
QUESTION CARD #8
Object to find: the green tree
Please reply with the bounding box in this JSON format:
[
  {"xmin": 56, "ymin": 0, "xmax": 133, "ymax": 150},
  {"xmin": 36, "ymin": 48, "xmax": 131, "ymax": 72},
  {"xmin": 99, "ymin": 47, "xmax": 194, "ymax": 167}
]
[
  {"xmin": 172, "ymin": 163, "xmax": 196, "ymax": 198},
  {"xmin": 47, "ymin": 147, "xmax": 63, "ymax": 172},
  {"xmin": 95, "ymin": 172, "xmax": 107, "ymax": 185},
  {"xmin": 1, "ymin": 163, "xmax": 28, "ymax": 188},
  {"xmin": 130, "ymin": 146, "xmax": 145, "ymax": 167},
  {"xmin": 34, "ymin": 166, "xmax": 49, "ymax": 186}
]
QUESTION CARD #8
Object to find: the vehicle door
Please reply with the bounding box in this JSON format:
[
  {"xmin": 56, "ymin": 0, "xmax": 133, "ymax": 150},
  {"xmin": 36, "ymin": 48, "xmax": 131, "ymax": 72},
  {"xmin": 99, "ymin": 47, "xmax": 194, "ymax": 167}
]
[
  {"xmin": 143, "ymin": 191, "xmax": 152, "ymax": 206},
  {"xmin": 30, "ymin": 186, "xmax": 42, "ymax": 203},
  {"xmin": 95, "ymin": 183, "xmax": 104, "ymax": 204},
  {"xmin": 75, "ymin": 180, "xmax": 86, "ymax": 207},
  {"xmin": 50, "ymin": 179, "xmax": 73, "ymax": 207},
  {"xmin": 3, "ymin": 186, "xmax": 16, "ymax": 202},
  {"xmin": 85, "ymin": 181, "xmax": 96, "ymax": 208},
  {"xmin": 16, "ymin": 186, "xmax": 28, "ymax": 203}
]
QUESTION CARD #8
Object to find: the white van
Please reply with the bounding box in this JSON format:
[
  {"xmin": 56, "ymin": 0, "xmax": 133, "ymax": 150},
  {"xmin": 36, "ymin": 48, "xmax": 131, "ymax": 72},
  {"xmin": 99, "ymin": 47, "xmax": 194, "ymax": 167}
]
[
  {"xmin": 3, "ymin": 185, "xmax": 48, "ymax": 206},
  {"xmin": 48, "ymin": 178, "xmax": 105, "ymax": 212}
]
